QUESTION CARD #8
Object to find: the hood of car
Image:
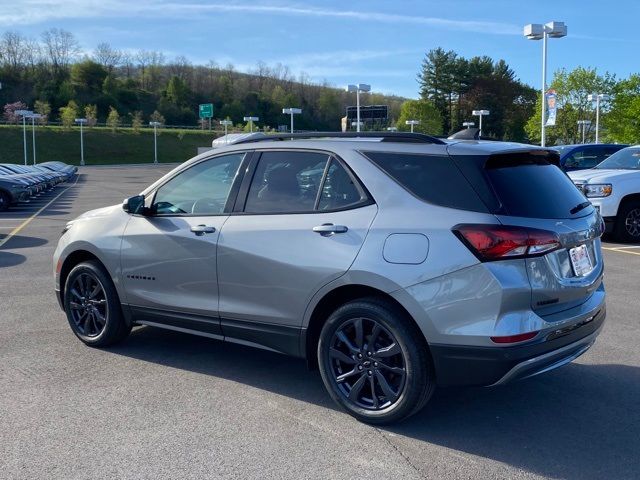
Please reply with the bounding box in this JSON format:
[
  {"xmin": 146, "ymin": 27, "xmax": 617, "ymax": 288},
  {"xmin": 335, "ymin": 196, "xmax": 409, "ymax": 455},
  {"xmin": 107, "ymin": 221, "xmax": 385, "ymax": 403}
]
[
  {"xmin": 568, "ymin": 168, "xmax": 640, "ymax": 183},
  {"xmin": 76, "ymin": 204, "xmax": 122, "ymax": 221}
]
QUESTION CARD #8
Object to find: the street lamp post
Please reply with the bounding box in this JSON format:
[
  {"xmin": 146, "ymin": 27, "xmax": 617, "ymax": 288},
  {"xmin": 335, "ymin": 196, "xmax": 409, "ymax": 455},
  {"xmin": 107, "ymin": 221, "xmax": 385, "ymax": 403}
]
[
  {"xmin": 220, "ymin": 119, "xmax": 233, "ymax": 142},
  {"xmin": 577, "ymin": 119, "xmax": 591, "ymax": 143},
  {"xmin": 524, "ymin": 21, "xmax": 568, "ymax": 147},
  {"xmin": 405, "ymin": 120, "xmax": 420, "ymax": 133},
  {"xmin": 472, "ymin": 110, "xmax": 490, "ymax": 137},
  {"xmin": 27, "ymin": 113, "xmax": 43, "ymax": 165},
  {"xmin": 346, "ymin": 83, "xmax": 371, "ymax": 132},
  {"xmin": 462, "ymin": 121, "xmax": 475, "ymax": 129},
  {"xmin": 588, "ymin": 93, "xmax": 609, "ymax": 143},
  {"xmin": 149, "ymin": 121, "xmax": 161, "ymax": 164},
  {"xmin": 75, "ymin": 118, "xmax": 88, "ymax": 166},
  {"xmin": 15, "ymin": 109, "xmax": 33, "ymax": 166},
  {"xmin": 243, "ymin": 116, "xmax": 259, "ymax": 133},
  {"xmin": 282, "ymin": 108, "xmax": 302, "ymax": 133}
]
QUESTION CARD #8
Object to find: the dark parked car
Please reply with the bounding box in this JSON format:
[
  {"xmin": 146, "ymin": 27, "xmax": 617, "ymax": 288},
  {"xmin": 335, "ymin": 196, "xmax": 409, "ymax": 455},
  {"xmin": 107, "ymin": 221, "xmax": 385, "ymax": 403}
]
[{"xmin": 554, "ymin": 144, "xmax": 628, "ymax": 171}]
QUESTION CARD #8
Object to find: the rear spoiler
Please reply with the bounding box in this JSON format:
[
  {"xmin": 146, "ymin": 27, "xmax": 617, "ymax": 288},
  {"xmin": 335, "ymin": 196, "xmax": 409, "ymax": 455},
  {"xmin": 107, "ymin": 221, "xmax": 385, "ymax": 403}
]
[{"xmin": 485, "ymin": 149, "xmax": 561, "ymax": 168}]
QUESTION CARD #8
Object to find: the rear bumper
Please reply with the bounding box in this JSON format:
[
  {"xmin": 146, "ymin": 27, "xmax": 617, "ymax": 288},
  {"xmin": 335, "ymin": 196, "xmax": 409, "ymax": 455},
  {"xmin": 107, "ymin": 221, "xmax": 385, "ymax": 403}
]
[{"xmin": 430, "ymin": 303, "xmax": 605, "ymax": 387}]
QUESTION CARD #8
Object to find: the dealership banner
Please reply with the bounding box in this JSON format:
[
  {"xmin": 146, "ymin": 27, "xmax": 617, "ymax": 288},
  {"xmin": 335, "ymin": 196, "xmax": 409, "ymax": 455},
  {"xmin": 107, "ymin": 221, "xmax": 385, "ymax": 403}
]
[{"xmin": 545, "ymin": 89, "xmax": 557, "ymax": 127}]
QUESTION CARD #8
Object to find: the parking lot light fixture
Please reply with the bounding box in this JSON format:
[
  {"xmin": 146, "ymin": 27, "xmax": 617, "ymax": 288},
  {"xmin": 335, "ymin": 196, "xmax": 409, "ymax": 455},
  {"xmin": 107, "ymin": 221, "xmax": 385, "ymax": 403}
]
[
  {"xmin": 282, "ymin": 108, "xmax": 302, "ymax": 133},
  {"xmin": 405, "ymin": 119, "xmax": 420, "ymax": 133},
  {"xmin": 220, "ymin": 119, "xmax": 233, "ymax": 142},
  {"xmin": 577, "ymin": 119, "xmax": 592, "ymax": 143},
  {"xmin": 149, "ymin": 121, "xmax": 162, "ymax": 164},
  {"xmin": 472, "ymin": 110, "xmax": 490, "ymax": 137},
  {"xmin": 588, "ymin": 94, "xmax": 610, "ymax": 144},
  {"xmin": 26, "ymin": 113, "xmax": 43, "ymax": 166},
  {"xmin": 75, "ymin": 118, "xmax": 88, "ymax": 166},
  {"xmin": 15, "ymin": 109, "xmax": 33, "ymax": 166},
  {"xmin": 346, "ymin": 83, "xmax": 371, "ymax": 132},
  {"xmin": 243, "ymin": 116, "xmax": 259, "ymax": 133},
  {"xmin": 386, "ymin": 126, "xmax": 398, "ymax": 132},
  {"xmin": 524, "ymin": 21, "xmax": 567, "ymax": 147},
  {"xmin": 462, "ymin": 121, "xmax": 475, "ymax": 129}
]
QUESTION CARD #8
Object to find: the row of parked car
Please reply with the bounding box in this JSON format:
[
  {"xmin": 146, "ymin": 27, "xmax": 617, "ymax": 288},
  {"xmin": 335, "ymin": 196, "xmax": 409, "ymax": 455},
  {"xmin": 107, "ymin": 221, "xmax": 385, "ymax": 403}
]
[{"xmin": 0, "ymin": 161, "xmax": 77, "ymax": 211}]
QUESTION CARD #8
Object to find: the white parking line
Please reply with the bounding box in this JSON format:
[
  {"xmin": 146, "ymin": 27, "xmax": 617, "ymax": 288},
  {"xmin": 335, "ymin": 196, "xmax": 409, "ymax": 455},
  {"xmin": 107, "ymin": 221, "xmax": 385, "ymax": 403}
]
[
  {"xmin": 0, "ymin": 175, "xmax": 80, "ymax": 249},
  {"xmin": 602, "ymin": 246, "xmax": 640, "ymax": 256}
]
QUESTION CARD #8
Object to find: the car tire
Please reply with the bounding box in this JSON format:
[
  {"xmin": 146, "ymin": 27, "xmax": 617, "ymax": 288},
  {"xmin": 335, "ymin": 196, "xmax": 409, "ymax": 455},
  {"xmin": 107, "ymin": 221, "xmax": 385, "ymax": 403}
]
[
  {"xmin": 64, "ymin": 260, "xmax": 131, "ymax": 347},
  {"xmin": 318, "ymin": 297, "xmax": 435, "ymax": 424},
  {"xmin": 0, "ymin": 190, "xmax": 10, "ymax": 212},
  {"xmin": 615, "ymin": 201, "xmax": 640, "ymax": 243}
]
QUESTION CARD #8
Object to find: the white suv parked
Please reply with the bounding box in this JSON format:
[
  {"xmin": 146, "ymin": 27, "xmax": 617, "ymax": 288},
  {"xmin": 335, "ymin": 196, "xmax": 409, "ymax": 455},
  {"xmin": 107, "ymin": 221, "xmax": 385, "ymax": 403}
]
[{"xmin": 569, "ymin": 145, "xmax": 640, "ymax": 242}]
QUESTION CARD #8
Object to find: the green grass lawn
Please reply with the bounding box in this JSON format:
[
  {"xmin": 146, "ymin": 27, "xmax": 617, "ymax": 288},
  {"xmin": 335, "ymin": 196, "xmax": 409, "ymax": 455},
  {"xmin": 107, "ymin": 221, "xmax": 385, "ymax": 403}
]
[{"xmin": 0, "ymin": 125, "xmax": 218, "ymax": 165}]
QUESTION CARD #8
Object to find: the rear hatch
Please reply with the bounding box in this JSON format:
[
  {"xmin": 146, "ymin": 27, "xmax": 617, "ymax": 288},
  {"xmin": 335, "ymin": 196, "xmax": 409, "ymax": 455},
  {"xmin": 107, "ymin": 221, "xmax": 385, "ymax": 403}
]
[{"xmin": 451, "ymin": 147, "xmax": 603, "ymax": 316}]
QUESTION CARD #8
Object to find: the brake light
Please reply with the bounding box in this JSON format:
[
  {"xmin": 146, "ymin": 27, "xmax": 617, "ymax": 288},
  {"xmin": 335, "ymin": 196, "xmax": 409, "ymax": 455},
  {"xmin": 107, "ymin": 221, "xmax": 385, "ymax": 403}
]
[
  {"xmin": 490, "ymin": 331, "xmax": 539, "ymax": 344},
  {"xmin": 453, "ymin": 224, "xmax": 561, "ymax": 261}
]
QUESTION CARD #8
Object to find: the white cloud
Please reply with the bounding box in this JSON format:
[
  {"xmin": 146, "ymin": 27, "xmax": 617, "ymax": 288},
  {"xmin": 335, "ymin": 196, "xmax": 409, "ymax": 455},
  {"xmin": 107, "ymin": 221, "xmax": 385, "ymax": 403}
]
[{"xmin": 0, "ymin": 1, "xmax": 520, "ymax": 36}]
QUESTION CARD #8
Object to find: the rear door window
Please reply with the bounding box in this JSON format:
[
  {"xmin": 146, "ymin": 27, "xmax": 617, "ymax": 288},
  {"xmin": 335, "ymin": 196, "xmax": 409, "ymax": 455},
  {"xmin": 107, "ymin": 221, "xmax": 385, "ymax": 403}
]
[{"xmin": 362, "ymin": 151, "xmax": 488, "ymax": 212}]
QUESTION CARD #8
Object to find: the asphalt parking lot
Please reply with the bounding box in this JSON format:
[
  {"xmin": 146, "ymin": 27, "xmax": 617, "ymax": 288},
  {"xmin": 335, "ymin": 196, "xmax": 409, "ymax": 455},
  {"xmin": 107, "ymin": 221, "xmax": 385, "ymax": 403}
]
[{"xmin": 1, "ymin": 165, "xmax": 639, "ymax": 480}]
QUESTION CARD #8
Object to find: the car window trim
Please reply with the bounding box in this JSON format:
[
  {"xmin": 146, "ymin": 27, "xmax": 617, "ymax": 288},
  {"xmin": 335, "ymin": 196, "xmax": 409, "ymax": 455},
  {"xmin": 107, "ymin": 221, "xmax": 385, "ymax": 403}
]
[
  {"xmin": 139, "ymin": 150, "xmax": 254, "ymax": 218},
  {"xmin": 233, "ymin": 148, "xmax": 374, "ymax": 215}
]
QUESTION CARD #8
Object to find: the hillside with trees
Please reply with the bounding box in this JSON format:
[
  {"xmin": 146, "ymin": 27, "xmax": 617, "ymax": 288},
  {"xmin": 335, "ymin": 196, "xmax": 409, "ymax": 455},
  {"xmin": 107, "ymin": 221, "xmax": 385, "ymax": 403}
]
[{"xmin": 0, "ymin": 29, "xmax": 405, "ymax": 131}]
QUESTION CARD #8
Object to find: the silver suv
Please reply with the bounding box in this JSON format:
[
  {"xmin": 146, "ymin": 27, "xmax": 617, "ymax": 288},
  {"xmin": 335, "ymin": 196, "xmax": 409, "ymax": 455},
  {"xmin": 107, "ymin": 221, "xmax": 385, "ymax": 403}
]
[{"xmin": 53, "ymin": 133, "xmax": 606, "ymax": 424}]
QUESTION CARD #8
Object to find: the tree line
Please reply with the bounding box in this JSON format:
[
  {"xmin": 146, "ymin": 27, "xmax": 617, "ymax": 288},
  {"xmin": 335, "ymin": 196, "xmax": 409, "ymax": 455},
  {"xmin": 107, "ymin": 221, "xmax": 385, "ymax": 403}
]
[{"xmin": 0, "ymin": 29, "xmax": 405, "ymax": 131}]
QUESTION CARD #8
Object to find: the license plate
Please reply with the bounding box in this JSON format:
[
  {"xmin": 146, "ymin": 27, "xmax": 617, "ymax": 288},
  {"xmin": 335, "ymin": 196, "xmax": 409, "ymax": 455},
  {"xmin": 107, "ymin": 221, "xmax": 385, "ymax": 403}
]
[{"xmin": 569, "ymin": 244, "xmax": 593, "ymax": 277}]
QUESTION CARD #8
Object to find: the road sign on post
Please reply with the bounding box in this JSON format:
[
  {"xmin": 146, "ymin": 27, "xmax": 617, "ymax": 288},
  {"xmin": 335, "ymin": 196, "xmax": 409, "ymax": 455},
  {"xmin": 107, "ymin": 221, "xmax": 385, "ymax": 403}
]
[{"xmin": 199, "ymin": 103, "xmax": 213, "ymax": 119}]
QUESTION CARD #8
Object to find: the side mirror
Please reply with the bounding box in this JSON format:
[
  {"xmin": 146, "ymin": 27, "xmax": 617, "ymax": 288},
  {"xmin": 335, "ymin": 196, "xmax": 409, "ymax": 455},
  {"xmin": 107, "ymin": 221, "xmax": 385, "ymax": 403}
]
[{"xmin": 122, "ymin": 194, "xmax": 146, "ymax": 214}]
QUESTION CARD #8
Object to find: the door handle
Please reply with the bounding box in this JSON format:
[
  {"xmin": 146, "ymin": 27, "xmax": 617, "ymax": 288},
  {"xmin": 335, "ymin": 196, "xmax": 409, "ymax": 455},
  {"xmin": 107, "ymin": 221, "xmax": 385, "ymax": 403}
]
[
  {"xmin": 312, "ymin": 223, "xmax": 348, "ymax": 236},
  {"xmin": 190, "ymin": 224, "xmax": 216, "ymax": 236}
]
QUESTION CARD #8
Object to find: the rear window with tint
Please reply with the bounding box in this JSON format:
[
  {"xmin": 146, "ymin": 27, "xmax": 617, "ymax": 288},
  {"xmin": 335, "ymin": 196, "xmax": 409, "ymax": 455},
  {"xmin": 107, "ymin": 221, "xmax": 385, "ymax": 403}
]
[
  {"xmin": 485, "ymin": 157, "xmax": 593, "ymax": 219},
  {"xmin": 363, "ymin": 151, "xmax": 488, "ymax": 212}
]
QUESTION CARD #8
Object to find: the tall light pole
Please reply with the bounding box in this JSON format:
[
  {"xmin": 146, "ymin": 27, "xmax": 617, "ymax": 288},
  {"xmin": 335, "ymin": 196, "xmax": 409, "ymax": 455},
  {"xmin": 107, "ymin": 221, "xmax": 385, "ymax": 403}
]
[
  {"xmin": 577, "ymin": 119, "xmax": 591, "ymax": 144},
  {"xmin": 405, "ymin": 120, "xmax": 420, "ymax": 133},
  {"xmin": 282, "ymin": 108, "xmax": 302, "ymax": 133},
  {"xmin": 346, "ymin": 83, "xmax": 371, "ymax": 132},
  {"xmin": 588, "ymin": 93, "xmax": 609, "ymax": 143},
  {"xmin": 149, "ymin": 121, "xmax": 161, "ymax": 164},
  {"xmin": 220, "ymin": 119, "xmax": 233, "ymax": 142},
  {"xmin": 524, "ymin": 21, "xmax": 568, "ymax": 147},
  {"xmin": 462, "ymin": 121, "xmax": 475, "ymax": 129},
  {"xmin": 472, "ymin": 110, "xmax": 490, "ymax": 137},
  {"xmin": 243, "ymin": 116, "xmax": 259, "ymax": 133},
  {"xmin": 15, "ymin": 109, "xmax": 33, "ymax": 166},
  {"xmin": 27, "ymin": 113, "xmax": 43, "ymax": 165},
  {"xmin": 75, "ymin": 118, "xmax": 88, "ymax": 166}
]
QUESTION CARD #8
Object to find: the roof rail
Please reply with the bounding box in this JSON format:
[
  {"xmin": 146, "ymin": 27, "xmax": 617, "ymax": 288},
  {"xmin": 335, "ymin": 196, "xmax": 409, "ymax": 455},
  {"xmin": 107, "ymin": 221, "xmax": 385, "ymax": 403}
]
[{"xmin": 230, "ymin": 131, "xmax": 447, "ymax": 145}]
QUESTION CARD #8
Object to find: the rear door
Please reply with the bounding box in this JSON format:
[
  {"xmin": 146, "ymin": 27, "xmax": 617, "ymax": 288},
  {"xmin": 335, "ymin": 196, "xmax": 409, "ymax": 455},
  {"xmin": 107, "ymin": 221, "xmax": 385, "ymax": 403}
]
[
  {"xmin": 482, "ymin": 154, "xmax": 603, "ymax": 314},
  {"xmin": 217, "ymin": 150, "xmax": 377, "ymax": 354}
]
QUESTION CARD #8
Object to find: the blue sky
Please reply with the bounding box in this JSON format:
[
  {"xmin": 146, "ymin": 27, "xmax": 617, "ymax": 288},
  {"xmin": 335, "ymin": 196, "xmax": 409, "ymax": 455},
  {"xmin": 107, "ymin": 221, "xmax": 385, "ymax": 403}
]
[{"xmin": 2, "ymin": 0, "xmax": 639, "ymax": 98}]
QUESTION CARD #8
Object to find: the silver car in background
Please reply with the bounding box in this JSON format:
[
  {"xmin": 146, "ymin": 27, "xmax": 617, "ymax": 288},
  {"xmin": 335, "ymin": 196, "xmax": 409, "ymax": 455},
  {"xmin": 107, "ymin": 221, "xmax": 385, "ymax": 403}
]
[{"xmin": 54, "ymin": 133, "xmax": 605, "ymax": 424}]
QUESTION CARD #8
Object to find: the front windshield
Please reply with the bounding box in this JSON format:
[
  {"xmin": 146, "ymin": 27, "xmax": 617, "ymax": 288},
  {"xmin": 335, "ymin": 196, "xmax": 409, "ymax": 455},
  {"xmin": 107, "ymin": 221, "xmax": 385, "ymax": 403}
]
[{"xmin": 595, "ymin": 147, "xmax": 640, "ymax": 170}]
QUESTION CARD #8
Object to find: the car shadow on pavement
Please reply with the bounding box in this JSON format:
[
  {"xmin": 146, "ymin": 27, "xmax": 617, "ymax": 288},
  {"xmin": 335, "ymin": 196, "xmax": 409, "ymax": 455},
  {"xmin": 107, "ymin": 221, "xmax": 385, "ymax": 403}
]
[
  {"xmin": 0, "ymin": 251, "xmax": 27, "ymax": 267},
  {"xmin": 0, "ymin": 235, "xmax": 48, "ymax": 249},
  {"xmin": 112, "ymin": 327, "xmax": 640, "ymax": 480}
]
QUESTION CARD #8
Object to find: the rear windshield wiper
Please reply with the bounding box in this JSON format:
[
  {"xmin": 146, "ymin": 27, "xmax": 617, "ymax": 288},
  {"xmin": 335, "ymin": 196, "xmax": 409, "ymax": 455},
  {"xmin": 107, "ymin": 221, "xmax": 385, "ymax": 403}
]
[{"xmin": 570, "ymin": 201, "xmax": 591, "ymax": 215}]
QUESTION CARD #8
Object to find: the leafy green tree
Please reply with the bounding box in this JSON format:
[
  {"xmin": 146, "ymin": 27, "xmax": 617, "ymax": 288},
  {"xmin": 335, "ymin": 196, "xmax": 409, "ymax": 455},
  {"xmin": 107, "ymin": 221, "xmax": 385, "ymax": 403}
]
[
  {"xmin": 525, "ymin": 67, "xmax": 616, "ymax": 145},
  {"xmin": 84, "ymin": 104, "xmax": 98, "ymax": 127},
  {"xmin": 71, "ymin": 60, "xmax": 108, "ymax": 93},
  {"xmin": 396, "ymin": 100, "xmax": 443, "ymax": 135},
  {"xmin": 106, "ymin": 106, "xmax": 120, "ymax": 132},
  {"xmin": 606, "ymin": 74, "xmax": 640, "ymax": 144},
  {"xmin": 130, "ymin": 110, "xmax": 144, "ymax": 133},
  {"xmin": 34, "ymin": 100, "xmax": 51, "ymax": 124},
  {"xmin": 59, "ymin": 100, "xmax": 79, "ymax": 129},
  {"xmin": 150, "ymin": 110, "xmax": 165, "ymax": 125}
]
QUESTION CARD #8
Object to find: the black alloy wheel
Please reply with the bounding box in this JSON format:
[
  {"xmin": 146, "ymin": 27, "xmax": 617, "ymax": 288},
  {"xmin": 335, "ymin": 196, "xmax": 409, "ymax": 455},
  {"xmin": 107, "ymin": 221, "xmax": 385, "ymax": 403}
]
[
  {"xmin": 64, "ymin": 261, "xmax": 131, "ymax": 346},
  {"xmin": 328, "ymin": 317, "xmax": 406, "ymax": 410},
  {"xmin": 318, "ymin": 298, "xmax": 435, "ymax": 424},
  {"xmin": 68, "ymin": 272, "xmax": 108, "ymax": 337}
]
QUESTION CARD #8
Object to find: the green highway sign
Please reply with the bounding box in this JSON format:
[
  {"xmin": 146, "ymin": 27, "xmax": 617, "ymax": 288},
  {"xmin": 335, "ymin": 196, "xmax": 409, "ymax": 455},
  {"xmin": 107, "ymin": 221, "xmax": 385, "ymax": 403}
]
[{"xmin": 199, "ymin": 103, "xmax": 213, "ymax": 119}]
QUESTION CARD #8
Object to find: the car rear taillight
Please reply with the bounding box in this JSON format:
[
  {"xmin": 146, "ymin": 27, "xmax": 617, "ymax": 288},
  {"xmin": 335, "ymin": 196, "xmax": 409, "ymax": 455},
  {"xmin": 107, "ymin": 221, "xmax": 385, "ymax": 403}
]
[{"xmin": 453, "ymin": 224, "xmax": 561, "ymax": 261}]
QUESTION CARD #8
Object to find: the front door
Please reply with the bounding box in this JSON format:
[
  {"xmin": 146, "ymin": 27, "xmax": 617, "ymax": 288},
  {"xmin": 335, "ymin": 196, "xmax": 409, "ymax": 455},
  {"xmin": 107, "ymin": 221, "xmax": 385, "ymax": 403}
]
[
  {"xmin": 217, "ymin": 150, "xmax": 377, "ymax": 353},
  {"xmin": 120, "ymin": 152, "xmax": 246, "ymax": 335}
]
